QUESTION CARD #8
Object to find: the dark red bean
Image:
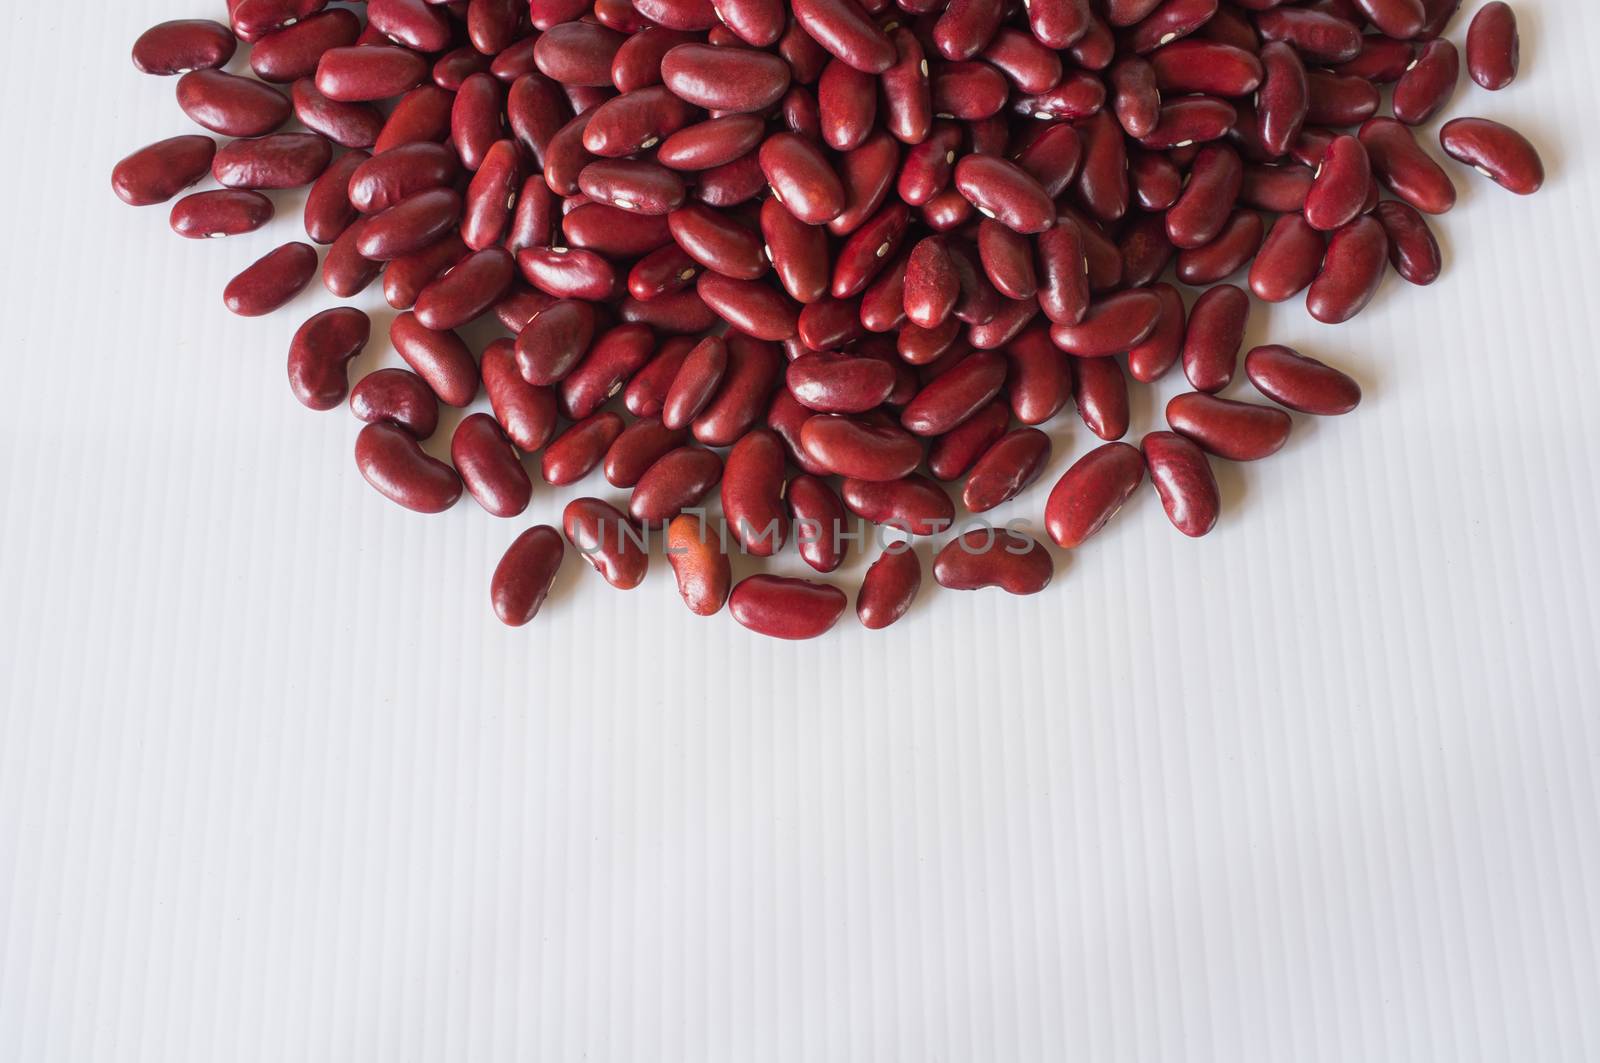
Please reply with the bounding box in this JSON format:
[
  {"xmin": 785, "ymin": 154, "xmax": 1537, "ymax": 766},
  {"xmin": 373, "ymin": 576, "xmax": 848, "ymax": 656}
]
[
  {"xmin": 799, "ymin": 414, "xmax": 923, "ymax": 481},
  {"xmin": 231, "ymin": 0, "xmax": 329, "ymax": 43},
  {"xmin": 1044, "ymin": 441, "xmax": 1145, "ymax": 548},
  {"xmin": 517, "ymin": 246, "xmax": 617, "ymax": 301},
  {"xmin": 696, "ymin": 274, "xmax": 800, "ymax": 341},
  {"xmin": 543, "ymin": 413, "xmax": 626, "ymax": 485},
  {"xmin": 350, "ymin": 368, "xmax": 440, "ymax": 439},
  {"xmin": 760, "ymin": 132, "xmax": 846, "ymax": 225},
  {"xmin": 1072, "ymin": 355, "xmax": 1130, "ymax": 441},
  {"xmin": 1249, "ymin": 213, "xmax": 1325, "ymax": 303},
  {"xmin": 1257, "ymin": 42, "xmax": 1309, "ymax": 157},
  {"xmin": 355, "ymin": 422, "xmax": 462, "ymax": 514},
  {"xmin": 856, "ymin": 546, "xmax": 921, "ymax": 629},
  {"xmin": 786, "ymin": 352, "xmax": 896, "ymax": 413},
  {"xmin": 170, "ymin": 190, "xmax": 274, "ymax": 239},
  {"xmin": 730, "ymin": 574, "xmax": 848, "ymax": 639},
  {"xmin": 1049, "ymin": 290, "xmax": 1161, "ymax": 358},
  {"xmin": 1391, "ymin": 36, "xmax": 1458, "ymax": 125},
  {"xmin": 1166, "ymin": 392, "xmax": 1291, "ymax": 461},
  {"xmin": 374, "ymin": 84, "xmax": 454, "ymax": 154},
  {"xmin": 112, "ymin": 136, "xmax": 215, "ymax": 206},
  {"xmin": 1182, "ymin": 284, "xmax": 1248, "ymax": 394},
  {"xmin": 357, "ymin": 188, "xmax": 462, "ymax": 260},
  {"xmin": 962, "ymin": 428, "xmax": 1050, "ymax": 512},
  {"xmin": 929, "ymin": 400, "xmax": 1009, "ymax": 481},
  {"xmin": 134, "ymin": 19, "xmax": 237, "ymax": 75},
  {"xmin": 452, "ymin": 413, "xmax": 533, "ymax": 518},
  {"xmin": 414, "ymin": 246, "xmax": 516, "ymax": 332},
  {"xmin": 600, "ymin": 419, "xmax": 684, "ymax": 491},
  {"xmin": 669, "ymin": 204, "xmax": 767, "ymax": 281},
  {"xmin": 302, "ymin": 148, "xmax": 365, "ymax": 244},
  {"xmin": 213, "ymin": 132, "xmax": 331, "ymax": 190},
  {"xmin": 933, "ymin": 530, "xmax": 1054, "ymax": 595},
  {"xmin": 1127, "ymin": 283, "xmax": 1185, "ymax": 384},
  {"xmin": 692, "ymin": 332, "xmax": 784, "ymax": 445},
  {"xmin": 1035, "ymin": 220, "xmax": 1090, "ymax": 326},
  {"xmin": 322, "ymin": 219, "xmax": 382, "ymax": 297},
  {"xmin": 224, "ymin": 241, "xmax": 318, "ymax": 317},
  {"xmin": 792, "ymin": 0, "xmax": 895, "ymax": 74},
  {"xmin": 841, "ymin": 475, "xmax": 954, "ymax": 536},
  {"xmin": 391, "ymin": 312, "xmax": 479, "ymax": 407},
  {"xmin": 315, "ymin": 45, "xmax": 428, "ymax": 102},
  {"xmin": 1137, "ymin": 96, "xmax": 1236, "ymax": 150},
  {"xmin": 1002, "ymin": 325, "xmax": 1071, "ymax": 425},
  {"xmin": 1141, "ymin": 431, "xmax": 1219, "ymax": 538},
  {"xmin": 384, "ymin": 234, "xmax": 469, "ymax": 311},
  {"xmin": 350, "ymin": 142, "xmax": 459, "ymax": 214},
  {"xmin": 579, "ymin": 158, "xmax": 689, "ymax": 217},
  {"xmin": 1175, "ymin": 210, "xmax": 1263, "ymax": 287},
  {"xmin": 251, "ymin": 10, "xmax": 362, "ymax": 83},
  {"xmin": 1359, "ymin": 118, "xmax": 1456, "ymax": 216},
  {"xmin": 630, "ymin": 446, "xmax": 724, "ymax": 524},
  {"xmin": 292, "ymin": 78, "xmax": 383, "ymax": 148},
  {"xmin": 1167, "ymin": 144, "xmax": 1243, "ymax": 249},
  {"xmin": 1467, "ymin": 2, "xmax": 1518, "ymax": 90},
  {"xmin": 900, "ymin": 350, "xmax": 1007, "ymax": 436},
  {"xmin": 582, "ymin": 86, "xmax": 696, "ymax": 159},
  {"xmin": 1307, "ymin": 215, "xmax": 1388, "ymax": 324},
  {"xmin": 1304, "ymin": 135, "xmax": 1370, "ymax": 232},
  {"xmin": 658, "ymin": 115, "xmax": 767, "ymax": 171},
  {"xmin": 564, "ymin": 497, "xmax": 649, "ymax": 590},
  {"xmin": 1245, "ymin": 344, "xmax": 1361, "ymax": 416},
  {"xmin": 660, "ymin": 336, "xmax": 728, "ymax": 430},
  {"xmin": 288, "ymin": 307, "xmax": 369, "ymax": 410},
  {"xmin": 1255, "ymin": 9, "xmax": 1363, "ymax": 64},
  {"xmin": 661, "ymin": 43, "xmax": 791, "ymax": 112},
  {"xmin": 492, "ymin": 526, "xmax": 565, "ymax": 626},
  {"xmin": 177, "ymin": 70, "xmax": 291, "ymax": 138},
  {"xmin": 1374, "ymin": 199, "xmax": 1443, "ymax": 286},
  {"xmin": 664, "ymin": 513, "xmax": 731, "ymax": 616},
  {"xmin": 558, "ymin": 323, "xmax": 655, "ymax": 421},
  {"xmin": 1439, "ymin": 117, "xmax": 1544, "ymax": 195},
  {"xmin": 480, "ymin": 340, "xmax": 558, "ymax": 454},
  {"xmin": 953, "ymin": 155, "xmax": 1053, "ymax": 234}
]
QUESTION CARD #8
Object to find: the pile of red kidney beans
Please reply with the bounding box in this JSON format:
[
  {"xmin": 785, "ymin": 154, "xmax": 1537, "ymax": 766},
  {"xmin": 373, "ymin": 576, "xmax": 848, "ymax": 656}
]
[{"xmin": 113, "ymin": 0, "xmax": 1542, "ymax": 639}]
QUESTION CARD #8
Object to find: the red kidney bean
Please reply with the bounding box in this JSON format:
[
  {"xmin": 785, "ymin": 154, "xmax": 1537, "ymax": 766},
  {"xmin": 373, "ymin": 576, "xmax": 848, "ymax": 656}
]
[
  {"xmin": 604, "ymin": 418, "xmax": 688, "ymax": 489},
  {"xmin": 1117, "ymin": 212, "xmax": 1175, "ymax": 290},
  {"xmin": 856, "ymin": 545, "xmax": 921, "ymax": 629},
  {"xmin": 435, "ymin": 48, "xmax": 491, "ymax": 92},
  {"xmin": 251, "ymin": 10, "xmax": 362, "ymax": 83},
  {"xmin": 1110, "ymin": 58, "xmax": 1160, "ymax": 138},
  {"xmin": 177, "ymin": 70, "xmax": 290, "ymax": 138},
  {"xmin": 315, "ymin": 45, "xmax": 428, "ymax": 102},
  {"xmin": 563, "ymin": 497, "xmax": 649, "ymax": 590},
  {"xmin": 903, "ymin": 236, "xmax": 961, "ymax": 330},
  {"xmin": 225, "ymin": 241, "xmax": 318, "ymax": 317},
  {"xmin": 292, "ymin": 78, "xmax": 383, "ymax": 148},
  {"xmin": 900, "ymin": 350, "xmax": 1007, "ymax": 436},
  {"xmin": 1000, "ymin": 325, "xmax": 1070, "ymax": 425},
  {"xmin": 784, "ymin": 352, "xmax": 895, "ymax": 414},
  {"xmin": 926, "ymin": 400, "xmax": 1007, "ymax": 482},
  {"xmin": 1072, "ymin": 355, "xmax": 1130, "ymax": 441},
  {"xmin": 774, "ymin": 475, "xmax": 843, "ymax": 574},
  {"xmin": 1245, "ymin": 344, "xmax": 1361, "ymax": 416},
  {"xmin": 664, "ymin": 513, "xmax": 731, "ymax": 616},
  {"xmin": 556, "ymin": 323, "xmax": 653, "ymax": 421},
  {"xmin": 391, "ymin": 312, "xmax": 479, "ymax": 407},
  {"xmin": 534, "ymin": 22, "xmax": 626, "ymax": 87},
  {"xmin": 356, "ymin": 422, "xmax": 463, "ymax": 514},
  {"xmin": 1374, "ymin": 199, "xmax": 1442, "ymax": 286},
  {"xmin": 1467, "ymin": 3, "xmax": 1518, "ymax": 90},
  {"xmin": 1034, "ymin": 220, "xmax": 1090, "ymax": 327},
  {"xmin": 1439, "ymin": 117, "xmax": 1544, "ymax": 196},
  {"xmin": 1175, "ymin": 210, "xmax": 1264, "ymax": 286},
  {"xmin": 451, "ymin": 76, "xmax": 506, "ymax": 171},
  {"xmin": 952, "ymin": 155, "xmax": 1053, "ymax": 234},
  {"xmin": 1129, "ymin": 148, "xmax": 1181, "ymax": 210},
  {"xmin": 1359, "ymin": 118, "xmax": 1456, "ymax": 215},
  {"xmin": 658, "ymin": 115, "xmax": 767, "ymax": 172},
  {"xmin": 563, "ymin": 202, "xmax": 671, "ymax": 258},
  {"xmin": 302, "ymin": 149, "xmax": 365, "ymax": 244},
  {"xmin": 1138, "ymin": 96, "xmax": 1237, "ymax": 151},
  {"xmin": 659, "ymin": 336, "xmax": 727, "ymax": 430},
  {"xmin": 367, "ymin": 0, "xmax": 451, "ymax": 52},
  {"xmin": 1249, "ymin": 213, "xmax": 1325, "ymax": 303},
  {"xmin": 933, "ymin": 529, "xmax": 1053, "ymax": 594},
  {"xmin": 356, "ymin": 187, "xmax": 461, "ymax": 259},
  {"xmin": 669, "ymin": 204, "xmax": 767, "ymax": 282},
  {"xmin": 452, "ymin": 413, "xmax": 533, "ymax": 518},
  {"xmin": 213, "ymin": 133, "xmax": 332, "ymax": 190},
  {"xmin": 680, "ymin": 333, "xmax": 777, "ymax": 445},
  {"xmin": 621, "ymin": 288, "xmax": 720, "ymax": 333},
  {"xmin": 375, "ymin": 84, "xmax": 455, "ymax": 154},
  {"xmin": 1304, "ymin": 135, "xmax": 1370, "ymax": 232},
  {"xmin": 348, "ymin": 143, "xmax": 458, "ymax": 215},
  {"xmin": 134, "ymin": 19, "xmax": 237, "ymax": 76},
  {"xmin": 1182, "ymin": 284, "xmax": 1248, "ymax": 394},
  {"xmin": 1307, "ymin": 215, "xmax": 1388, "ymax": 324},
  {"xmin": 707, "ymin": 428, "xmax": 785, "ymax": 555},
  {"xmin": 113, "ymin": 136, "xmax": 216, "ymax": 206},
  {"xmin": 517, "ymin": 246, "xmax": 617, "ymax": 301},
  {"xmin": 1127, "ymin": 283, "xmax": 1185, "ymax": 384},
  {"xmin": 169, "ymin": 190, "xmax": 273, "ymax": 240},
  {"xmin": 384, "ymin": 234, "xmax": 468, "ymax": 311},
  {"xmin": 288, "ymin": 307, "xmax": 369, "ymax": 410},
  {"xmin": 1049, "ymin": 290, "xmax": 1161, "ymax": 358},
  {"xmin": 492, "ymin": 526, "xmax": 565, "ymax": 626},
  {"xmin": 494, "ymin": 286, "xmax": 557, "ymax": 334},
  {"xmin": 730, "ymin": 574, "xmax": 848, "ymax": 639},
  {"xmin": 1334, "ymin": 35, "xmax": 1416, "ymax": 83},
  {"xmin": 1151, "ymin": 39, "xmax": 1263, "ymax": 97},
  {"xmin": 1256, "ymin": 42, "xmax": 1308, "ymax": 157},
  {"xmin": 1044, "ymin": 441, "xmax": 1145, "ymax": 548},
  {"xmin": 582, "ymin": 87, "xmax": 696, "ymax": 159},
  {"xmin": 350, "ymin": 368, "xmax": 440, "ymax": 440},
  {"xmin": 412, "ymin": 248, "xmax": 514, "ymax": 331},
  {"xmin": 1240, "ymin": 163, "xmax": 1313, "ymax": 213},
  {"xmin": 1166, "ymin": 392, "xmax": 1291, "ymax": 460},
  {"xmin": 1389, "ymin": 36, "xmax": 1457, "ymax": 122},
  {"xmin": 841, "ymin": 475, "xmax": 954, "ymax": 536},
  {"xmin": 759, "ymin": 133, "xmax": 846, "ymax": 225},
  {"xmin": 661, "ymin": 43, "xmax": 791, "ymax": 112},
  {"xmin": 1141, "ymin": 430, "xmax": 1219, "ymax": 537},
  {"xmin": 543, "ymin": 413, "xmax": 626, "ymax": 485},
  {"xmin": 322, "ymin": 218, "xmax": 381, "ymax": 297},
  {"xmin": 962, "ymin": 428, "xmax": 1050, "ymax": 512},
  {"xmin": 1167, "ymin": 145, "xmax": 1243, "ymax": 249},
  {"xmin": 630, "ymin": 446, "xmax": 724, "ymax": 524},
  {"xmin": 695, "ymin": 274, "xmax": 800, "ymax": 341},
  {"xmin": 800, "ymin": 415, "xmax": 923, "ymax": 481},
  {"xmin": 1256, "ymin": 9, "xmax": 1363, "ymax": 64},
  {"xmin": 231, "ymin": 0, "xmax": 329, "ymax": 43},
  {"xmin": 898, "ymin": 318, "xmax": 962, "ymax": 367}
]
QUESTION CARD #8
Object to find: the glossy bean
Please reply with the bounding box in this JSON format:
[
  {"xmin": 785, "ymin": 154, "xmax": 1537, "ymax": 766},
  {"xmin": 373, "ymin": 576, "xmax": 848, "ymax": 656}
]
[
  {"xmin": 288, "ymin": 307, "xmax": 369, "ymax": 410},
  {"xmin": 1182, "ymin": 284, "xmax": 1248, "ymax": 394},
  {"xmin": 1467, "ymin": 2, "xmax": 1518, "ymax": 90},
  {"xmin": 1043, "ymin": 441, "xmax": 1145, "ymax": 548},
  {"xmin": 1049, "ymin": 290, "xmax": 1161, "ymax": 358},
  {"xmin": 933, "ymin": 530, "xmax": 1053, "ymax": 594},
  {"xmin": 224, "ymin": 241, "xmax": 318, "ymax": 316},
  {"xmin": 1306, "ymin": 215, "xmax": 1388, "ymax": 324},
  {"xmin": 1245, "ymin": 344, "xmax": 1361, "ymax": 415},
  {"xmin": 841, "ymin": 475, "xmax": 955, "ymax": 536},
  {"xmin": 563, "ymin": 497, "xmax": 649, "ymax": 590},
  {"xmin": 962, "ymin": 428, "xmax": 1050, "ymax": 512},
  {"xmin": 1166, "ymin": 392, "xmax": 1292, "ymax": 460},
  {"xmin": 730, "ymin": 574, "xmax": 848, "ymax": 639},
  {"xmin": 1374, "ymin": 199, "xmax": 1443, "ymax": 286},
  {"xmin": 111, "ymin": 136, "xmax": 215, "ymax": 204},
  {"xmin": 1141, "ymin": 431, "xmax": 1219, "ymax": 537},
  {"xmin": 1439, "ymin": 117, "xmax": 1544, "ymax": 195},
  {"xmin": 492, "ymin": 526, "xmax": 565, "ymax": 626},
  {"xmin": 856, "ymin": 546, "xmax": 921, "ymax": 629},
  {"xmin": 391, "ymin": 312, "xmax": 479, "ymax": 407},
  {"xmin": 452, "ymin": 413, "xmax": 533, "ymax": 517},
  {"xmin": 350, "ymin": 367, "xmax": 440, "ymax": 439},
  {"xmin": 134, "ymin": 19, "xmax": 237, "ymax": 75},
  {"xmin": 355, "ymin": 422, "xmax": 463, "ymax": 513},
  {"xmin": 630, "ymin": 446, "xmax": 724, "ymax": 525},
  {"xmin": 1249, "ymin": 213, "xmax": 1325, "ymax": 303},
  {"xmin": 543, "ymin": 413, "xmax": 626, "ymax": 485}
]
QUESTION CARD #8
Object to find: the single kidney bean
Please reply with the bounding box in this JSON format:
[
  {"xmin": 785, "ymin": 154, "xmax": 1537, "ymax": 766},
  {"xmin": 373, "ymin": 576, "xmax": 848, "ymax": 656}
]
[
  {"xmin": 563, "ymin": 497, "xmax": 649, "ymax": 590},
  {"xmin": 288, "ymin": 307, "xmax": 369, "ymax": 410},
  {"xmin": 791, "ymin": 0, "xmax": 895, "ymax": 74},
  {"xmin": 785, "ymin": 353, "xmax": 894, "ymax": 414},
  {"xmin": 1352, "ymin": 0, "xmax": 1426, "ymax": 39},
  {"xmin": 1129, "ymin": 148, "xmax": 1182, "ymax": 210},
  {"xmin": 841, "ymin": 475, "xmax": 955, "ymax": 536},
  {"xmin": 292, "ymin": 78, "xmax": 384, "ymax": 148},
  {"xmin": 1137, "ymin": 96, "xmax": 1237, "ymax": 150},
  {"xmin": 1028, "ymin": 0, "xmax": 1092, "ymax": 48},
  {"xmin": 1141, "ymin": 431, "xmax": 1219, "ymax": 538},
  {"xmin": 355, "ymin": 422, "xmax": 463, "ymax": 514},
  {"xmin": 1304, "ymin": 135, "xmax": 1370, "ymax": 232},
  {"xmin": 691, "ymin": 333, "xmax": 783, "ymax": 445},
  {"xmin": 718, "ymin": 428, "xmax": 789, "ymax": 556},
  {"xmin": 1118, "ymin": 212, "xmax": 1176, "ymax": 289},
  {"xmin": 1110, "ymin": 57, "xmax": 1160, "ymax": 138},
  {"xmin": 659, "ymin": 336, "xmax": 727, "ymax": 430},
  {"xmin": 508, "ymin": 76, "xmax": 570, "ymax": 167},
  {"xmin": 385, "ymin": 234, "xmax": 469, "ymax": 311},
  {"xmin": 231, "ymin": 0, "xmax": 329, "ymax": 43},
  {"xmin": 112, "ymin": 136, "xmax": 215, "ymax": 206},
  {"xmin": 374, "ymin": 84, "xmax": 455, "ymax": 154},
  {"xmin": 628, "ymin": 244, "xmax": 698, "ymax": 302},
  {"xmin": 661, "ymin": 43, "xmax": 791, "ymax": 112},
  {"xmin": 1175, "ymin": 210, "xmax": 1264, "ymax": 287},
  {"xmin": 492, "ymin": 526, "xmax": 565, "ymax": 626},
  {"xmin": 1072, "ymin": 355, "xmax": 1130, "ymax": 441},
  {"xmin": 176, "ymin": 70, "xmax": 291, "ymax": 138},
  {"xmin": 1358, "ymin": 118, "xmax": 1456, "ymax": 215},
  {"xmin": 322, "ymin": 219, "xmax": 382, "ymax": 297},
  {"xmin": 348, "ymin": 142, "xmax": 459, "ymax": 214},
  {"xmin": 412, "ymin": 248, "xmax": 515, "ymax": 332},
  {"xmin": 760, "ymin": 133, "xmax": 847, "ymax": 225},
  {"xmin": 170, "ymin": 190, "xmax": 274, "ymax": 239},
  {"xmin": 1166, "ymin": 144, "xmax": 1243, "ymax": 249},
  {"xmin": 697, "ymin": 274, "xmax": 802, "ymax": 341},
  {"xmin": 710, "ymin": 0, "xmax": 784, "ymax": 47},
  {"xmin": 224, "ymin": 241, "xmax": 318, "ymax": 317},
  {"xmin": 928, "ymin": 400, "xmax": 1009, "ymax": 481},
  {"xmin": 563, "ymin": 202, "xmax": 671, "ymax": 258},
  {"xmin": 604, "ymin": 418, "xmax": 689, "ymax": 489},
  {"xmin": 1073, "ymin": 110, "xmax": 1129, "ymax": 222},
  {"xmin": 1240, "ymin": 163, "xmax": 1314, "ymax": 213},
  {"xmin": 666, "ymin": 513, "xmax": 730, "ymax": 616},
  {"xmin": 933, "ymin": 530, "xmax": 1054, "ymax": 595},
  {"xmin": 543, "ymin": 413, "xmax": 626, "ymax": 485},
  {"xmin": 899, "ymin": 318, "xmax": 963, "ymax": 367},
  {"xmin": 800, "ymin": 414, "xmax": 923, "ymax": 481},
  {"xmin": 517, "ymin": 246, "xmax": 617, "ymax": 301},
  {"xmin": 669, "ymin": 204, "xmax": 767, "ymax": 282},
  {"xmin": 759, "ymin": 198, "xmax": 831, "ymax": 304},
  {"xmin": 1334, "ymin": 35, "xmax": 1417, "ymax": 83},
  {"xmin": 1245, "ymin": 344, "xmax": 1362, "ymax": 416},
  {"xmin": 1183, "ymin": 285, "xmax": 1248, "ymax": 394},
  {"xmin": 761, "ymin": 391, "xmax": 826, "ymax": 477},
  {"xmin": 856, "ymin": 546, "xmax": 921, "ymax": 629},
  {"xmin": 1307, "ymin": 215, "xmax": 1388, "ymax": 324},
  {"xmin": 1166, "ymin": 392, "xmax": 1292, "ymax": 461},
  {"xmin": 350, "ymin": 368, "xmax": 440, "ymax": 439},
  {"xmin": 1150, "ymin": 39, "xmax": 1263, "ymax": 97},
  {"xmin": 1000, "ymin": 324, "xmax": 1069, "ymax": 425},
  {"xmin": 1255, "ymin": 9, "xmax": 1363, "ymax": 64},
  {"xmin": 134, "ymin": 19, "xmax": 237, "ymax": 75},
  {"xmin": 1374, "ymin": 200, "xmax": 1443, "ymax": 286},
  {"xmin": 1044, "ymin": 441, "xmax": 1145, "ymax": 549},
  {"xmin": 621, "ymin": 289, "xmax": 720, "ymax": 334},
  {"xmin": 1035, "ymin": 220, "xmax": 1090, "ymax": 327},
  {"xmin": 900, "ymin": 350, "xmax": 1008, "ymax": 436},
  {"xmin": 315, "ymin": 45, "xmax": 428, "ymax": 102},
  {"xmin": 1249, "ymin": 213, "xmax": 1326, "ymax": 303},
  {"xmin": 903, "ymin": 237, "xmax": 961, "ymax": 330},
  {"xmin": 452, "ymin": 413, "xmax": 533, "ymax": 518},
  {"xmin": 559, "ymin": 323, "xmax": 655, "ymax": 421},
  {"xmin": 250, "ymin": 10, "xmax": 362, "ymax": 83},
  {"xmin": 952, "ymin": 155, "xmax": 1054, "ymax": 234},
  {"xmin": 434, "ymin": 47, "xmax": 492, "ymax": 92},
  {"xmin": 1439, "ymin": 117, "xmax": 1544, "ymax": 195},
  {"xmin": 1127, "ymin": 283, "xmax": 1185, "ymax": 384},
  {"xmin": 1467, "ymin": 3, "xmax": 1518, "ymax": 90},
  {"xmin": 581, "ymin": 86, "xmax": 696, "ymax": 160},
  {"xmin": 368, "ymin": 0, "xmax": 453, "ymax": 51},
  {"xmin": 1392, "ymin": 39, "xmax": 1459, "ymax": 126},
  {"xmin": 730, "ymin": 574, "xmax": 848, "ymax": 639},
  {"xmin": 391, "ymin": 312, "xmax": 479, "ymax": 407},
  {"xmin": 818, "ymin": 58, "xmax": 878, "ymax": 152},
  {"xmin": 1049, "ymin": 290, "xmax": 1161, "ymax": 358},
  {"xmin": 832, "ymin": 201, "xmax": 910, "ymax": 298},
  {"xmin": 1256, "ymin": 42, "xmax": 1309, "ymax": 158},
  {"xmin": 658, "ymin": 115, "xmax": 767, "ymax": 172},
  {"xmin": 962, "ymin": 428, "xmax": 1050, "ymax": 512},
  {"xmin": 534, "ymin": 21, "xmax": 626, "ymax": 87},
  {"xmin": 976, "ymin": 221, "xmax": 1037, "ymax": 301},
  {"xmin": 215, "ymin": 131, "xmax": 334, "ymax": 191},
  {"xmin": 302, "ymin": 148, "xmax": 365, "ymax": 244},
  {"xmin": 624, "ymin": 336, "xmax": 696, "ymax": 418},
  {"xmin": 494, "ymin": 286, "xmax": 557, "ymax": 335},
  {"xmin": 516, "ymin": 300, "xmax": 596, "ymax": 388},
  {"xmin": 773, "ymin": 474, "xmax": 842, "ymax": 573},
  {"xmin": 630, "ymin": 446, "xmax": 724, "ymax": 525}
]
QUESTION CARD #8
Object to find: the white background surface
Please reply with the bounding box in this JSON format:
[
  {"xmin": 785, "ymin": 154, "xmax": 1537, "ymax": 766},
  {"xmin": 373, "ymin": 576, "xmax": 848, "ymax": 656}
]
[{"xmin": 3, "ymin": 1, "xmax": 1599, "ymax": 1059}]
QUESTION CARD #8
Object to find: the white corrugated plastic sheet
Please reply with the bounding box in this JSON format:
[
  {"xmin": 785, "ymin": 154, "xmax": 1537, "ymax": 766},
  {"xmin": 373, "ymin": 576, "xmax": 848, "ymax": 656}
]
[{"xmin": 2, "ymin": 2, "xmax": 1598, "ymax": 1059}]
